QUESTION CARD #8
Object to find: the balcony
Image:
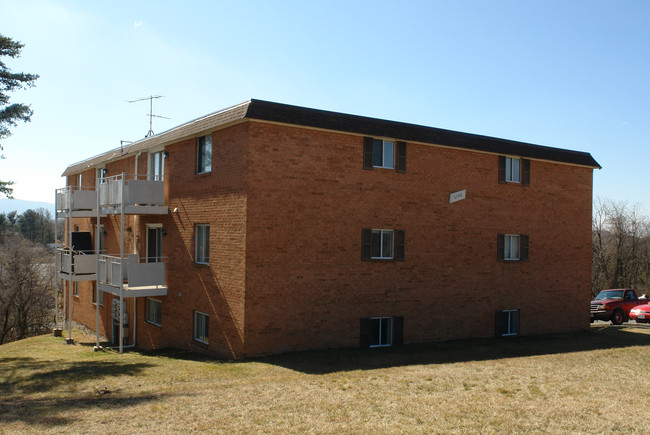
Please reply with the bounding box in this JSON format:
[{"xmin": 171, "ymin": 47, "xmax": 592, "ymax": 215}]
[
  {"xmin": 98, "ymin": 174, "xmax": 168, "ymax": 215},
  {"xmin": 55, "ymin": 186, "xmax": 98, "ymax": 218},
  {"xmin": 56, "ymin": 249, "xmax": 97, "ymax": 281},
  {"xmin": 97, "ymin": 254, "xmax": 167, "ymax": 297}
]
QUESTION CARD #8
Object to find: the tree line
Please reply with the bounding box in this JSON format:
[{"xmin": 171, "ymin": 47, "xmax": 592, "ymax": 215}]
[
  {"xmin": 592, "ymin": 199, "xmax": 650, "ymax": 298},
  {"xmin": 0, "ymin": 208, "xmax": 56, "ymax": 244}
]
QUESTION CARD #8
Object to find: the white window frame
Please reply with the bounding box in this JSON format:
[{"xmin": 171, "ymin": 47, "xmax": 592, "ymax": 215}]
[
  {"xmin": 372, "ymin": 139, "xmax": 395, "ymax": 169},
  {"xmin": 504, "ymin": 234, "xmax": 520, "ymax": 261},
  {"xmin": 197, "ymin": 135, "xmax": 212, "ymax": 174},
  {"xmin": 97, "ymin": 167, "xmax": 107, "ymax": 184},
  {"xmin": 195, "ymin": 224, "xmax": 210, "ymax": 264},
  {"xmin": 501, "ymin": 309, "xmax": 520, "ymax": 336},
  {"xmin": 194, "ymin": 311, "xmax": 209, "ymax": 344},
  {"xmin": 370, "ymin": 317, "xmax": 393, "ymax": 347},
  {"xmin": 505, "ymin": 157, "xmax": 521, "ymax": 183},
  {"xmin": 146, "ymin": 223, "xmax": 163, "ymax": 263},
  {"xmin": 92, "ymin": 284, "xmax": 104, "ymax": 306},
  {"xmin": 149, "ymin": 150, "xmax": 165, "ymax": 181},
  {"xmin": 371, "ymin": 229, "xmax": 394, "ymax": 259},
  {"xmin": 145, "ymin": 298, "xmax": 162, "ymax": 327}
]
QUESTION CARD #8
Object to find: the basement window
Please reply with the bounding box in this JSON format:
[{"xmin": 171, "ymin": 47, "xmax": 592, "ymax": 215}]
[
  {"xmin": 194, "ymin": 311, "xmax": 209, "ymax": 344},
  {"xmin": 370, "ymin": 317, "xmax": 392, "ymax": 347},
  {"xmin": 497, "ymin": 309, "xmax": 520, "ymax": 336}
]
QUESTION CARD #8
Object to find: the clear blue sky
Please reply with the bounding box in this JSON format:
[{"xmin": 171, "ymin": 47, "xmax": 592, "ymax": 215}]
[{"xmin": 1, "ymin": 0, "xmax": 648, "ymax": 211}]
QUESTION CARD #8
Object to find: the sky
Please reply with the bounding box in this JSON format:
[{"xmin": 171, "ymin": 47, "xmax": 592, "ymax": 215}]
[{"xmin": 0, "ymin": 0, "xmax": 649, "ymax": 212}]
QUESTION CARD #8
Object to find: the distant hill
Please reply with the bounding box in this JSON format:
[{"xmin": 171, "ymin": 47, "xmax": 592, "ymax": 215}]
[{"xmin": 0, "ymin": 198, "xmax": 55, "ymax": 216}]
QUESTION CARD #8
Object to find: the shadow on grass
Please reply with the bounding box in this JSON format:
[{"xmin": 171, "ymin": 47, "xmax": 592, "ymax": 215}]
[
  {"xmin": 0, "ymin": 392, "xmax": 178, "ymax": 427},
  {"xmin": 0, "ymin": 358, "xmax": 154, "ymax": 395},
  {"xmin": 0, "ymin": 356, "xmax": 162, "ymax": 426},
  {"xmin": 253, "ymin": 325, "xmax": 650, "ymax": 375}
]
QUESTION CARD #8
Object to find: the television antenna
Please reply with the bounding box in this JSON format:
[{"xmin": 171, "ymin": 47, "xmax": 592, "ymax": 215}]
[{"xmin": 128, "ymin": 95, "xmax": 170, "ymax": 137}]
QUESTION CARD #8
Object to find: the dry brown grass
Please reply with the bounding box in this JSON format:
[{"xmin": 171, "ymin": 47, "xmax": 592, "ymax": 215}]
[{"xmin": 1, "ymin": 325, "xmax": 649, "ymax": 434}]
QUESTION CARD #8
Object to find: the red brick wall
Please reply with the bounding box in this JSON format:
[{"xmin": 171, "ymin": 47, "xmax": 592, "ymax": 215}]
[
  {"xmin": 243, "ymin": 121, "xmax": 593, "ymax": 356},
  {"xmin": 134, "ymin": 124, "xmax": 249, "ymax": 358},
  {"xmin": 64, "ymin": 120, "xmax": 594, "ymax": 359}
]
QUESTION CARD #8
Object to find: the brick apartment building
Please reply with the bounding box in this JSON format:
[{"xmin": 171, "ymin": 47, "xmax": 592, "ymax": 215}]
[{"xmin": 55, "ymin": 99, "xmax": 600, "ymax": 359}]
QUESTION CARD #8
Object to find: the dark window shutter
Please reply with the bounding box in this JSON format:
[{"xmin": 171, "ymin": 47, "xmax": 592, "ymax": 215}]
[
  {"xmin": 498, "ymin": 156, "xmax": 506, "ymax": 184},
  {"xmin": 361, "ymin": 228, "xmax": 372, "ymax": 261},
  {"xmin": 396, "ymin": 141, "xmax": 406, "ymax": 173},
  {"xmin": 497, "ymin": 234, "xmax": 505, "ymax": 261},
  {"xmin": 522, "ymin": 159, "xmax": 530, "ymax": 186},
  {"xmin": 495, "ymin": 311, "xmax": 504, "ymax": 337},
  {"xmin": 363, "ymin": 137, "xmax": 374, "ymax": 170},
  {"xmin": 393, "ymin": 316, "xmax": 404, "ymax": 346},
  {"xmin": 360, "ymin": 318, "xmax": 370, "ymax": 348},
  {"xmin": 520, "ymin": 234, "xmax": 529, "ymax": 261},
  {"xmin": 395, "ymin": 229, "xmax": 405, "ymax": 261}
]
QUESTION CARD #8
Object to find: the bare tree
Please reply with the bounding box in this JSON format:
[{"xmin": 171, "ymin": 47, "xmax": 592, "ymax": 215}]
[
  {"xmin": 0, "ymin": 234, "xmax": 55, "ymax": 344},
  {"xmin": 592, "ymin": 198, "xmax": 650, "ymax": 297}
]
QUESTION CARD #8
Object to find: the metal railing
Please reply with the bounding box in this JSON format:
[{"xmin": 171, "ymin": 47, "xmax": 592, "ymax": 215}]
[
  {"xmin": 55, "ymin": 186, "xmax": 97, "ymax": 213},
  {"xmin": 98, "ymin": 254, "xmax": 166, "ymax": 289},
  {"xmin": 55, "ymin": 248, "xmax": 97, "ymax": 276},
  {"xmin": 98, "ymin": 174, "xmax": 165, "ymax": 209}
]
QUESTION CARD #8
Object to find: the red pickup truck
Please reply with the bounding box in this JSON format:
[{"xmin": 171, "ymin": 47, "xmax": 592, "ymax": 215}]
[{"xmin": 590, "ymin": 289, "xmax": 647, "ymax": 325}]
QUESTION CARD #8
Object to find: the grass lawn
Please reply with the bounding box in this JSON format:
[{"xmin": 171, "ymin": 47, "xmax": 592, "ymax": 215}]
[{"xmin": 1, "ymin": 325, "xmax": 649, "ymax": 434}]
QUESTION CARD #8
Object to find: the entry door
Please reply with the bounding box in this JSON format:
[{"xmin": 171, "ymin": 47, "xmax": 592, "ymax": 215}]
[{"xmin": 147, "ymin": 226, "xmax": 163, "ymax": 263}]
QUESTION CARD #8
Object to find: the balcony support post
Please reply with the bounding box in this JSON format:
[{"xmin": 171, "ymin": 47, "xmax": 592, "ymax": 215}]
[
  {"xmin": 67, "ymin": 200, "xmax": 72, "ymax": 342},
  {"xmin": 95, "ymin": 173, "xmax": 101, "ymax": 348},
  {"xmin": 119, "ymin": 172, "xmax": 125, "ymax": 354}
]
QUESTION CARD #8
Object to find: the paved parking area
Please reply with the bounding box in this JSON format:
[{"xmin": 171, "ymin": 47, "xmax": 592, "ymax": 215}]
[{"xmin": 591, "ymin": 319, "xmax": 650, "ymax": 329}]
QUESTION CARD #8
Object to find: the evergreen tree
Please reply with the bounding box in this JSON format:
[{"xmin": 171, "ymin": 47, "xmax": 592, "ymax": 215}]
[{"xmin": 0, "ymin": 34, "xmax": 39, "ymax": 198}]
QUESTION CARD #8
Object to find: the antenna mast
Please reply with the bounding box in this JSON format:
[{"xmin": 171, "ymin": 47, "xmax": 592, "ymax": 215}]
[{"xmin": 128, "ymin": 95, "xmax": 170, "ymax": 137}]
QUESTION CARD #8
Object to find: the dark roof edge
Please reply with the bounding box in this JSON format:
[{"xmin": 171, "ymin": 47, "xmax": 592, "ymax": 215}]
[{"xmin": 244, "ymin": 99, "xmax": 601, "ymax": 169}]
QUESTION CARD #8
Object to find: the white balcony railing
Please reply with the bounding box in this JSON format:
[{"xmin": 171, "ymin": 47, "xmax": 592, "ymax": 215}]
[
  {"xmin": 55, "ymin": 186, "xmax": 97, "ymax": 216},
  {"xmin": 98, "ymin": 254, "xmax": 166, "ymax": 293},
  {"xmin": 55, "ymin": 249, "xmax": 97, "ymax": 279},
  {"xmin": 98, "ymin": 174, "xmax": 166, "ymax": 214}
]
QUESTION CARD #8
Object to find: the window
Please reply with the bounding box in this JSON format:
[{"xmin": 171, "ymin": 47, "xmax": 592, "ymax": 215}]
[
  {"xmin": 498, "ymin": 156, "xmax": 530, "ymax": 185},
  {"xmin": 372, "ymin": 230, "xmax": 393, "ymax": 259},
  {"xmin": 370, "ymin": 317, "xmax": 392, "ymax": 347},
  {"xmin": 197, "ymin": 135, "xmax": 212, "ymax": 174},
  {"xmin": 97, "ymin": 167, "xmax": 107, "ymax": 184},
  {"xmin": 194, "ymin": 311, "xmax": 209, "ymax": 343},
  {"xmin": 506, "ymin": 157, "xmax": 520, "ymax": 183},
  {"xmin": 150, "ymin": 151, "xmax": 165, "ymax": 181},
  {"xmin": 360, "ymin": 316, "xmax": 403, "ymax": 348},
  {"xmin": 497, "ymin": 234, "xmax": 529, "ymax": 261},
  {"xmin": 73, "ymin": 282, "xmax": 79, "ymax": 296},
  {"xmin": 146, "ymin": 298, "xmax": 162, "ymax": 326},
  {"xmin": 195, "ymin": 224, "xmax": 210, "ymax": 264},
  {"xmin": 504, "ymin": 234, "xmax": 520, "ymax": 260},
  {"xmin": 363, "ymin": 137, "xmax": 406, "ymax": 172},
  {"xmin": 362, "ymin": 228, "xmax": 405, "ymax": 261},
  {"xmin": 497, "ymin": 310, "xmax": 520, "ymax": 336},
  {"xmin": 147, "ymin": 225, "xmax": 163, "ymax": 263},
  {"xmin": 91, "ymin": 284, "xmax": 104, "ymax": 306},
  {"xmin": 373, "ymin": 139, "xmax": 394, "ymax": 169},
  {"xmin": 77, "ymin": 173, "xmax": 83, "ymax": 188}
]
